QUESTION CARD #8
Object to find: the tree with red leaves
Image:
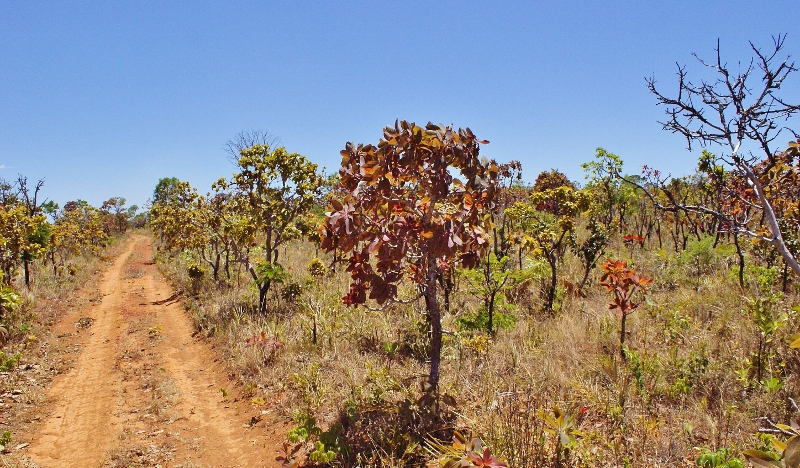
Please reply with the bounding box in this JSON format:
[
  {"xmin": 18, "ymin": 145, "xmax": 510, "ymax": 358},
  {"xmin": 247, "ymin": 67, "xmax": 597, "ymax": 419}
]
[
  {"xmin": 320, "ymin": 121, "xmax": 498, "ymax": 391},
  {"xmin": 600, "ymin": 259, "xmax": 652, "ymax": 359}
]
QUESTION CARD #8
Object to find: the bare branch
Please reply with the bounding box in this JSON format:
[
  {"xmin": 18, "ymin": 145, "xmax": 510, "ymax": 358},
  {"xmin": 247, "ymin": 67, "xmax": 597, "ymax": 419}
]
[{"xmin": 224, "ymin": 130, "xmax": 282, "ymax": 165}]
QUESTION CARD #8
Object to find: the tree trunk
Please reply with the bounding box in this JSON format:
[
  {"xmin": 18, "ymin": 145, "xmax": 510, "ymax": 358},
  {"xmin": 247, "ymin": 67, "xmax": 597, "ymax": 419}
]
[
  {"xmin": 577, "ymin": 262, "xmax": 593, "ymax": 297},
  {"xmin": 425, "ymin": 257, "xmax": 442, "ymax": 392},
  {"xmin": 782, "ymin": 262, "xmax": 789, "ymax": 293},
  {"xmin": 24, "ymin": 258, "xmax": 31, "ymax": 288},
  {"xmin": 734, "ymin": 232, "xmax": 745, "ymax": 288},
  {"xmin": 259, "ymin": 283, "xmax": 270, "ymax": 314},
  {"xmin": 620, "ymin": 311, "xmax": 628, "ymax": 360},
  {"xmin": 487, "ymin": 291, "xmax": 496, "ymax": 334},
  {"xmin": 545, "ymin": 253, "xmax": 557, "ymax": 313}
]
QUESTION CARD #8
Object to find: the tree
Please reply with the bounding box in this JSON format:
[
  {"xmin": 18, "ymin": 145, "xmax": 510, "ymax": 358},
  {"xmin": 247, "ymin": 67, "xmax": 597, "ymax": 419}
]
[
  {"xmin": 217, "ymin": 144, "xmax": 324, "ymax": 313},
  {"xmin": 581, "ymin": 148, "xmax": 625, "ymax": 229},
  {"xmin": 459, "ymin": 253, "xmax": 531, "ymax": 334},
  {"xmin": 639, "ymin": 35, "xmax": 800, "ymax": 276},
  {"xmin": 320, "ymin": 121, "xmax": 498, "ymax": 391},
  {"xmin": 599, "ymin": 259, "xmax": 652, "ymax": 359},
  {"xmin": 149, "ymin": 181, "xmax": 205, "ymax": 253},
  {"xmin": 15, "ymin": 176, "xmax": 49, "ymax": 287},
  {"xmin": 101, "ymin": 197, "xmax": 131, "ymax": 232},
  {"xmin": 46, "ymin": 202, "xmax": 106, "ymax": 275},
  {"xmin": 573, "ymin": 218, "xmax": 609, "ymax": 296},
  {"xmin": 506, "ymin": 185, "xmax": 591, "ymax": 312},
  {"xmin": 489, "ymin": 161, "xmax": 525, "ymax": 262},
  {"xmin": 532, "ymin": 169, "xmax": 575, "ymax": 193},
  {"xmin": 0, "ymin": 204, "xmax": 45, "ymax": 284},
  {"xmin": 153, "ymin": 177, "xmax": 182, "ymax": 205}
]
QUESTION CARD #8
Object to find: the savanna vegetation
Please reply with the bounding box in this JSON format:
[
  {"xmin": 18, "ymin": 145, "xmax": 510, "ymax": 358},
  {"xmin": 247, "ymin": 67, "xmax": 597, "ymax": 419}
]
[{"xmin": 3, "ymin": 36, "xmax": 800, "ymax": 467}]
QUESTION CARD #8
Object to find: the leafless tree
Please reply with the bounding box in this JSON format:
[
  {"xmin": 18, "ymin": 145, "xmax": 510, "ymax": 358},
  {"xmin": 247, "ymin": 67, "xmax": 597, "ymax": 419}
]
[
  {"xmin": 16, "ymin": 175, "xmax": 46, "ymax": 217},
  {"xmin": 625, "ymin": 35, "xmax": 800, "ymax": 276},
  {"xmin": 223, "ymin": 130, "xmax": 281, "ymax": 165}
]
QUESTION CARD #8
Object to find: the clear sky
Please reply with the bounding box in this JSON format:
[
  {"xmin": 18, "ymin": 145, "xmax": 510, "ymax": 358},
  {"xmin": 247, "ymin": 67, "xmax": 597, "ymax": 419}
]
[{"xmin": 2, "ymin": 1, "xmax": 799, "ymax": 209}]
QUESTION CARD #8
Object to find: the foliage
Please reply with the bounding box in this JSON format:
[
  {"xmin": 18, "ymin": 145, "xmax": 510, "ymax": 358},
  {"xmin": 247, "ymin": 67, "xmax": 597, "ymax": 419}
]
[
  {"xmin": 581, "ymin": 148, "xmax": 626, "ymax": 228},
  {"xmin": 696, "ymin": 447, "xmax": 744, "ymax": 468},
  {"xmin": 0, "ymin": 203, "xmax": 48, "ymax": 283},
  {"xmin": 286, "ymin": 412, "xmax": 348, "ymax": 465},
  {"xmin": 0, "ymin": 350, "xmax": 21, "ymax": 371},
  {"xmin": 100, "ymin": 196, "xmax": 134, "ymax": 233},
  {"xmin": 747, "ymin": 290, "xmax": 787, "ymax": 384},
  {"xmin": 744, "ymin": 426, "xmax": 800, "ymax": 468},
  {"xmin": 533, "ymin": 169, "xmax": 575, "ymax": 193},
  {"xmin": 0, "ymin": 282, "xmax": 21, "ymax": 320},
  {"xmin": 307, "ymin": 257, "xmax": 327, "ymax": 278},
  {"xmin": 573, "ymin": 219, "xmax": 609, "ymax": 295},
  {"xmin": 46, "ymin": 200, "xmax": 108, "ymax": 275}
]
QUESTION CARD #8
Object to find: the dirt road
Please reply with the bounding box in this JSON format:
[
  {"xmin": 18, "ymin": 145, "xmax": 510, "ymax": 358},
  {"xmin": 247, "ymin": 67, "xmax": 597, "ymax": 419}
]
[{"xmin": 24, "ymin": 235, "xmax": 283, "ymax": 467}]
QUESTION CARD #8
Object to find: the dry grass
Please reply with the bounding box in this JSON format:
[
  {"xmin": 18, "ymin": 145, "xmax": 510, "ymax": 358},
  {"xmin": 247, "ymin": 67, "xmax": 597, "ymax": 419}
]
[{"xmin": 156, "ymin": 233, "xmax": 800, "ymax": 467}]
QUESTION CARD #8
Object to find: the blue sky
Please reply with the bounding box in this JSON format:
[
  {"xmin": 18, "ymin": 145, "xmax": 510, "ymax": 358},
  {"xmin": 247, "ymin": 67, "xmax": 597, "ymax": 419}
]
[{"xmin": 2, "ymin": 1, "xmax": 799, "ymax": 209}]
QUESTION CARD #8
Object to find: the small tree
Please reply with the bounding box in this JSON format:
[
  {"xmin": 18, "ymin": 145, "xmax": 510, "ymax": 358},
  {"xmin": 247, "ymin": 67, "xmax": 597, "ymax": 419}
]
[
  {"xmin": 581, "ymin": 149, "xmax": 625, "ymax": 229},
  {"xmin": 573, "ymin": 218, "xmax": 609, "ymax": 296},
  {"xmin": 101, "ymin": 197, "xmax": 130, "ymax": 233},
  {"xmin": 459, "ymin": 253, "xmax": 531, "ymax": 334},
  {"xmin": 320, "ymin": 121, "xmax": 498, "ymax": 391},
  {"xmin": 15, "ymin": 176, "xmax": 49, "ymax": 287},
  {"xmin": 0, "ymin": 204, "xmax": 45, "ymax": 284},
  {"xmin": 599, "ymin": 259, "xmax": 652, "ymax": 359},
  {"xmin": 217, "ymin": 144, "xmax": 324, "ymax": 313},
  {"xmin": 506, "ymin": 185, "xmax": 591, "ymax": 312}
]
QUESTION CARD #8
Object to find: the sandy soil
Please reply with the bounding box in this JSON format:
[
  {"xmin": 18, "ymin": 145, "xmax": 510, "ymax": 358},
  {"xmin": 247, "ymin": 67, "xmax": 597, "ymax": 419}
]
[{"xmin": 16, "ymin": 235, "xmax": 284, "ymax": 467}]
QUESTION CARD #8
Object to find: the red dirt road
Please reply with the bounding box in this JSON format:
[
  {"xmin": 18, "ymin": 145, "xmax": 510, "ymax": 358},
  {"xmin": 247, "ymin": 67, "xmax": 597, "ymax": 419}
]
[{"xmin": 23, "ymin": 235, "xmax": 283, "ymax": 467}]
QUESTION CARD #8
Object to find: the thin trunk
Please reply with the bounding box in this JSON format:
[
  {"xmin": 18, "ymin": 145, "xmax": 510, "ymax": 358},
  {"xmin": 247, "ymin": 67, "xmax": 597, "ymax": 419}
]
[
  {"xmin": 734, "ymin": 232, "xmax": 745, "ymax": 288},
  {"xmin": 425, "ymin": 257, "xmax": 442, "ymax": 392},
  {"xmin": 578, "ymin": 262, "xmax": 593, "ymax": 297},
  {"xmin": 213, "ymin": 254, "xmax": 220, "ymax": 282},
  {"xmin": 545, "ymin": 253, "xmax": 557, "ymax": 313},
  {"xmin": 620, "ymin": 311, "xmax": 628, "ymax": 360},
  {"xmin": 782, "ymin": 262, "xmax": 789, "ymax": 294},
  {"xmin": 656, "ymin": 218, "xmax": 663, "ymax": 249},
  {"xmin": 489, "ymin": 291, "xmax": 498, "ymax": 334},
  {"xmin": 259, "ymin": 283, "xmax": 270, "ymax": 314},
  {"xmin": 312, "ymin": 313, "xmax": 317, "ymax": 345}
]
